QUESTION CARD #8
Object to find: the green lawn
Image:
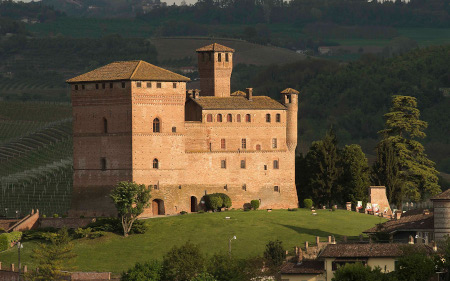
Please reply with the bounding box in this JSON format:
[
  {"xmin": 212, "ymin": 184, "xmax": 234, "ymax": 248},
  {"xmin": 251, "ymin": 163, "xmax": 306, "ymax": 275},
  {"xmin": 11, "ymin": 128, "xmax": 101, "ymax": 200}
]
[{"xmin": 0, "ymin": 209, "xmax": 385, "ymax": 275}]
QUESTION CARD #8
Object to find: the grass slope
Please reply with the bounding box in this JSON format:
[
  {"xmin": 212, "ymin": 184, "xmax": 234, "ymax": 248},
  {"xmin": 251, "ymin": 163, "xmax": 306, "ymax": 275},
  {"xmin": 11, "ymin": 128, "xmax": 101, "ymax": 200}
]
[{"xmin": 0, "ymin": 209, "xmax": 385, "ymax": 274}]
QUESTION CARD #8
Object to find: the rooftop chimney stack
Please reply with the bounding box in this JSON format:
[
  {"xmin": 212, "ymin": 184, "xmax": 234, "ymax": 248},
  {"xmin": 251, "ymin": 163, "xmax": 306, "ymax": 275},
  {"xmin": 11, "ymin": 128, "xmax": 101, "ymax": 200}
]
[
  {"xmin": 395, "ymin": 210, "xmax": 402, "ymax": 220},
  {"xmin": 245, "ymin": 88, "xmax": 253, "ymax": 101},
  {"xmin": 409, "ymin": 235, "xmax": 414, "ymax": 244}
]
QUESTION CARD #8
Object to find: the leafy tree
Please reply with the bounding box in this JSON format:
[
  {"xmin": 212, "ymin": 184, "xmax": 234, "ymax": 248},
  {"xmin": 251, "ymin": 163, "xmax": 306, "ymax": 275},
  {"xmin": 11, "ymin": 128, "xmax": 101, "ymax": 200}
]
[
  {"xmin": 340, "ymin": 144, "xmax": 370, "ymax": 206},
  {"xmin": 250, "ymin": 200, "xmax": 260, "ymax": 210},
  {"xmin": 26, "ymin": 228, "xmax": 77, "ymax": 281},
  {"xmin": 332, "ymin": 263, "xmax": 397, "ymax": 281},
  {"xmin": 303, "ymin": 198, "xmax": 313, "ymax": 209},
  {"xmin": 305, "ymin": 129, "xmax": 342, "ymax": 207},
  {"xmin": 435, "ymin": 236, "xmax": 450, "ymax": 281},
  {"xmin": 395, "ymin": 245, "xmax": 435, "ymax": 281},
  {"xmin": 162, "ymin": 241, "xmax": 205, "ymax": 281},
  {"xmin": 110, "ymin": 181, "xmax": 151, "ymax": 237},
  {"xmin": 263, "ymin": 240, "xmax": 286, "ymax": 269},
  {"xmin": 375, "ymin": 96, "xmax": 441, "ymax": 203},
  {"xmin": 190, "ymin": 272, "xmax": 217, "ymax": 281},
  {"xmin": 121, "ymin": 260, "xmax": 162, "ymax": 281}
]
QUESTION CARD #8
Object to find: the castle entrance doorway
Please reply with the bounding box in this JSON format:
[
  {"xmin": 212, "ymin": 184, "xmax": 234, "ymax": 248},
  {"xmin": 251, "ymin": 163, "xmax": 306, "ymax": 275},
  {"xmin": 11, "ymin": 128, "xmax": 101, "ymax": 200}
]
[
  {"xmin": 191, "ymin": 196, "xmax": 198, "ymax": 212},
  {"xmin": 152, "ymin": 199, "xmax": 165, "ymax": 216}
]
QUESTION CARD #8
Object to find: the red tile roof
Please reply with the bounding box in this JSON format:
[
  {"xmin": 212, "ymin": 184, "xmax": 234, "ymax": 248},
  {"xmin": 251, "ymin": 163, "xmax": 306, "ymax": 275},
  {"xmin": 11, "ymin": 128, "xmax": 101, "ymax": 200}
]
[
  {"xmin": 192, "ymin": 96, "xmax": 286, "ymax": 110},
  {"xmin": 364, "ymin": 209, "xmax": 434, "ymax": 234},
  {"xmin": 67, "ymin": 60, "xmax": 190, "ymax": 83},
  {"xmin": 281, "ymin": 88, "xmax": 299, "ymax": 95},
  {"xmin": 319, "ymin": 243, "xmax": 433, "ymax": 258},
  {"xmin": 196, "ymin": 43, "xmax": 235, "ymax": 52},
  {"xmin": 280, "ymin": 260, "xmax": 325, "ymax": 274},
  {"xmin": 431, "ymin": 189, "xmax": 450, "ymax": 200}
]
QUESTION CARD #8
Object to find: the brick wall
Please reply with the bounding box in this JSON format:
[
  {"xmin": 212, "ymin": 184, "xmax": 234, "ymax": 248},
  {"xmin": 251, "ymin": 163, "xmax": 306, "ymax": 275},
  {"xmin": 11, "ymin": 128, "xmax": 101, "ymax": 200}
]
[{"xmin": 368, "ymin": 186, "xmax": 392, "ymax": 216}]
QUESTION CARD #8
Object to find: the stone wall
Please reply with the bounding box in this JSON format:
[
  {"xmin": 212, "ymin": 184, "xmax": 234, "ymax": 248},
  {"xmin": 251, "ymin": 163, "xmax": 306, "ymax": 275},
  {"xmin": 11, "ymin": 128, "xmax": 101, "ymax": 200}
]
[
  {"xmin": 433, "ymin": 200, "xmax": 450, "ymax": 241},
  {"xmin": 368, "ymin": 186, "xmax": 392, "ymax": 216}
]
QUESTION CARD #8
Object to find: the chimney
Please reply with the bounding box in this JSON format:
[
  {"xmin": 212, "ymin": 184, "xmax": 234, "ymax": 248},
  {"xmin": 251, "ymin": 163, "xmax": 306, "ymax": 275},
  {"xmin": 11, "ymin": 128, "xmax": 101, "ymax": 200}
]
[
  {"xmin": 316, "ymin": 236, "xmax": 320, "ymax": 246},
  {"xmin": 11, "ymin": 264, "xmax": 14, "ymax": 272},
  {"xmin": 408, "ymin": 235, "xmax": 414, "ymax": 244},
  {"xmin": 305, "ymin": 241, "xmax": 309, "ymax": 252},
  {"xmin": 187, "ymin": 89, "xmax": 194, "ymax": 99},
  {"xmin": 298, "ymin": 248, "xmax": 303, "ymax": 263},
  {"xmin": 332, "ymin": 236, "xmax": 336, "ymax": 244},
  {"xmin": 328, "ymin": 236, "xmax": 332, "ymax": 243},
  {"xmin": 193, "ymin": 89, "xmax": 200, "ymax": 99},
  {"xmin": 395, "ymin": 210, "xmax": 402, "ymax": 220},
  {"xmin": 245, "ymin": 88, "xmax": 253, "ymax": 101}
]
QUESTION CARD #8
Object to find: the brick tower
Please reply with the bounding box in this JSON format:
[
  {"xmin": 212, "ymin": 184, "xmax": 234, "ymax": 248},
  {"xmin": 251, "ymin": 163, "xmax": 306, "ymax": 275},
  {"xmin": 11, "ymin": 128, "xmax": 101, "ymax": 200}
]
[
  {"xmin": 281, "ymin": 88, "xmax": 299, "ymax": 151},
  {"xmin": 196, "ymin": 43, "xmax": 234, "ymax": 97}
]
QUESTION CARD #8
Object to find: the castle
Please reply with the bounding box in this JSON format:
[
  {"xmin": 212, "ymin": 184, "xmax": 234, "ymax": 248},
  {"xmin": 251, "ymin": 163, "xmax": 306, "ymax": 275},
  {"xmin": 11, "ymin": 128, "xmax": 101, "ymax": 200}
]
[{"xmin": 67, "ymin": 43, "xmax": 299, "ymax": 217}]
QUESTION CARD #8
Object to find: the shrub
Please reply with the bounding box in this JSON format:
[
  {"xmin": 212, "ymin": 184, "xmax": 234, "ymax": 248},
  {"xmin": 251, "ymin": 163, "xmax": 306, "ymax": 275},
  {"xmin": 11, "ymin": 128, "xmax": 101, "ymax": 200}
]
[
  {"xmin": 129, "ymin": 220, "xmax": 148, "ymax": 234},
  {"xmin": 264, "ymin": 240, "xmax": 286, "ymax": 268},
  {"xmin": 288, "ymin": 208, "xmax": 298, "ymax": 211},
  {"xmin": 243, "ymin": 208, "xmax": 251, "ymax": 212},
  {"xmin": 205, "ymin": 195, "xmax": 223, "ymax": 211},
  {"xmin": 42, "ymin": 215, "xmax": 47, "ymax": 218},
  {"xmin": 180, "ymin": 211, "xmax": 188, "ymax": 215},
  {"xmin": 250, "ymin": 200, "xmax": 260, "ymax": 210},
  {"xmin": 332, "ymin": 206, "xmax": 337, "ymax": 212},
  {"xmin": 0, "ymin": 227, "xmax": 5, "ymax": 233},
  {"xmin": 198, "ymin": 210, "xmax": 205, "ymax": 214},
  {"xmin": 162, "ymin": 241, "xmax": 204, "ymax": 281},
  {"xmin": 87, "ymin": 217, "xmax": 147, "ymax": 235},
  {"xmin": 0, "ymin": 231, "xmax": 22, "ymax": 251},
  {"xmin": 62, "ymin": 214, "xmax": 68, "ymax": 218},
  {"xmin": 75, "ymin": 227, "xmax": 92, "ymax": 238},
  {"xmin": 303, "ymin": 199, "xmax": 313, "ymax": 209},
  {"xmin": 88, "ymin": 231, "xmax": 104, "ymax": 239},
  {"xmin": 53, "ymin": 214, "xmax": 59, "ymax": 218},
  {"xmin": 121, "ymin": 260, "xmax": 162, "ymax": 281},
  {"xmin": 218, "ymin": 193, "xmax": 232, "ymax": 209}
]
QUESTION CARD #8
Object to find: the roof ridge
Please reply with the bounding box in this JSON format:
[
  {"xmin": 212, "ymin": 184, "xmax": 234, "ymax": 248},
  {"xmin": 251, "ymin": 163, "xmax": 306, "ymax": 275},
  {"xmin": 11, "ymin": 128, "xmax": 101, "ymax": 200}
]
[{"xmin": 130, "ymin": 60, "xmax": 143, "ymax": 80}]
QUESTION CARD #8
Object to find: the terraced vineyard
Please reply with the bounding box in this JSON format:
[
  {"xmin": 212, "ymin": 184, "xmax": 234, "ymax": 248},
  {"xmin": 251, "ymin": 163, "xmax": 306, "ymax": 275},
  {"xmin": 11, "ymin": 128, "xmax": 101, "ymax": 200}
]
[{"xmin": 0, "ymin": 102, "xmax": 73, "ymax": 218}]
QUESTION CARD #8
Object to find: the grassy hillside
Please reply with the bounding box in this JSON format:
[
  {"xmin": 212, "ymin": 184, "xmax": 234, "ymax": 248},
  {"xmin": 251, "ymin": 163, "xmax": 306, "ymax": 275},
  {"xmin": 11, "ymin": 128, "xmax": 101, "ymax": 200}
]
[{"xmin": 0, "ymin": 209, "xmax": 386, "ymax": 274}]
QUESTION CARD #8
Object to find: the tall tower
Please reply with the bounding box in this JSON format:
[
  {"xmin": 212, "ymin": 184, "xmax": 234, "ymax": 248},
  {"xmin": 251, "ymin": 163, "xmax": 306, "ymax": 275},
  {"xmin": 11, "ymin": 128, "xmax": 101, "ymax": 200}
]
[
  {"xmin": 281, "ymin": 88, "xmax": 299, "ymax": 151},
  {"xmin": 196, "ymin": 43, "xmax": 234, "ymax": 97}
]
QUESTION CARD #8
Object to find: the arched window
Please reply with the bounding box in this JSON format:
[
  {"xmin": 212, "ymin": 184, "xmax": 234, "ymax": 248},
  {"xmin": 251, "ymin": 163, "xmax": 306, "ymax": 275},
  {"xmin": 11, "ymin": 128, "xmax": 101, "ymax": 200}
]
[
  {"xmin": 103, "ymin": 118, "xmax": 108, "ymax": 133},
  {"xmin": 246, "ymin": 114, "xmax": 251, "ymax": 122},
  {"xmin": 153, "ymin": 118, "xmax": 160, "ymax": 133},
  {"xmin": 227, "ymin": 114, "xmax": 232, "ymax": 122},
  {"xmin": 276, "ymin": 113, "xmax": 281, "ymax": 122},
  {"xmin": 207, "ymin": 114, "xmax": 213, "ymax": 122},
  {"xmin": 273, "ymin": 160, "xmax": 279, "ymax": 169},
  {"xmin": 237, "ymin": 114, "xmax": 241, "ymax": 122},
  {"xmin": 266, "ymin": 114, "xmax": 271, "ymax": 123},
  {"xmin": 153, "ymin": 159, "xmax": 159, "ymax": 169},
  {"xmin": 256, "ymin": 144, "xmax": 261, "ymax": 151},
  {"xmin": 217, "ymin": 114, "xmax": 223, "ymax": 122}
]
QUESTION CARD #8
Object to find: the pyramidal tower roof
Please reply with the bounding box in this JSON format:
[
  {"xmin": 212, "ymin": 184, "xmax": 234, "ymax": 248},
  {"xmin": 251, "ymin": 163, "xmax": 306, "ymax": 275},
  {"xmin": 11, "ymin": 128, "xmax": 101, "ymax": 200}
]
[
  {"xmin": 196, "ymin": 43, "xmax": 235, "ymax": 53},
  {"xmin": 67, "ymin": 60, "xmax": 190, "ymax": 83}
]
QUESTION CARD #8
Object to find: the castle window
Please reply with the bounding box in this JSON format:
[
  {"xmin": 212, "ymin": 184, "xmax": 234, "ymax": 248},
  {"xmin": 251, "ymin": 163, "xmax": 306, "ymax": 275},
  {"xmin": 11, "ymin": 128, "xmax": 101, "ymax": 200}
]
[
  {"xmin": 237, "ymin": 114, "xmax": 241, "ymax": 122},
  {"xmin": 276, "ymin": 114, "xmax": 280, "ymax": 122},
  {"xmin": 264, "ymin": 164, "xmax": 267, "ymax": 170},
  {"xmin": 256, "ymin": 144, "xmax": 261, "ymax": 151},
  {"xmin": 121, "ymin": 82, "xmax": 126, "ymax": 88},
  {"xmin": 218, "ymin": 53, "xmax": 222, "ymax": 62},
  {"xmin": 274, "ymin": 186, "xmax": 279, "ymax": 192},
  {"xmin": 147, "ymin": 82, "xmax": 152, "ymax": 88},
  {"xmin": 96, "ymin": 84, "xmax": 99, "ymax": 89},
  {"xmin": 221, "ymin": 139, "xmax": 226, "ymax": 149},
  {"xmin": 102, "ymin": 83, "xmax": 106, "ymax": 89},
  {"xmin": 241, "ymin": 138, "xmax": 246, "ymax": 149},
  {"xmin": 154, "ymin": 185, "xmax": 159, "ymax": 190},
  {"xmin": 103, "ymin": 118, "xmax": 108, "ymax": 133},
  {"xmin": 110, "ymin": 82, "xmax": 113, "ymax": 88},
  {"xmin": 240, "ymin": 160, "xmax": 246, "ymax": 169},
  {"xmin": 82, "ymin": 84, "xmax": 85, "ymax": 90},
  {"xmin": 75, "ymin": 85, "xmax": 79, "ymax": 90},
  {"xmin": 153, "ymin": 118, "xmax": 160, "ymax": 133},
  {"xmin": 226, "ymin": 53, "xmax": 229, "ymax": 62},
  {"xmin": 217, "ymin": 114, "xmax": 223, "ymax": 122},
  {"xmin": 137, "ymin": 81, "xmax": 142, "ymax": 88},
  {"xmin": 207, "ymin": 114, "xmax": 213, "ymax": 122},
  {"xmin": 172, "ymin": 127, "xmax": 177, "ymax": 133},
  {"xmin": 153, "ymin": 158, "xmax": 159, "ymax": 169},
  {"xmin": 224, "ymin": 185, "xmax": 227, "ymax": 191},
  {"xmin": 227, "ymin": 114, "xmax": 232, "ymax": 122},
  {"xmin": 266, "ymin": 114, "xmax": 271, "ymax": 123},
  {"xmin": 101, "ymin": 158, "xmax": 106, "ymax": 171},
  {"xmin": 273, "ymin": 160, "xmax": 279, "ymax": 169},
  {"xmin": 173, "ymin": 83, "xmax": 177, "ymax": 88},
  {"xmin": 221, "ymin": 159, "xmax": 226, "ymax": 169},
  {"xmin": 157, "ymin": 82, "xmax": 162, "ymax": 88},
  {"xmin": 242, "ymin": 184, "xmax": 246, "ymax": 191},
  {"xmin": 272, "ymin": 138, "xmax": 277, "ymax": 149},
  {"xmin": 246, "ymin": 114, "xmax": 251, "ymax": 122}
]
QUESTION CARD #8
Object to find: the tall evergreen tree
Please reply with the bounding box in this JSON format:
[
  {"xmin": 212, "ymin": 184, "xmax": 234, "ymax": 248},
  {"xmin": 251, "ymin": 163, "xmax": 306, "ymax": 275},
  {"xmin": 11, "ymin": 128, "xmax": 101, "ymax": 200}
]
[
  {"xmin": 305, "ymin": 129, "xmax": 342, "ymax": 207},
  {"xmin": 340, "ymin": 144, "xmax": 370, "ymax": 206},
  {"xmin": 374, "ymin": 95, "xmax": 440, "ymax": 204}
]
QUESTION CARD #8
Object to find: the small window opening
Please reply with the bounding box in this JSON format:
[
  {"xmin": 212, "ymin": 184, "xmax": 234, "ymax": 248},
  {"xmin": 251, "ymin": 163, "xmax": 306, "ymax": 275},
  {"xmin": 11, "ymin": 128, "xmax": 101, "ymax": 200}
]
[
  {"xmin": 264, "ymin": 165, "xmax": 267, "ymax": 170},
  {"xmin": 266, "ymin": 114, "xmax": 271, "ymax": 123},
  {"xmin": 227, "ymin": 114, "xmax": 232, "ymax": 122},
  {"xmin": 75, "ymin": 85, "xmax": 79, "ymax": 90},
  {"xmin": 272, "ymin": 138, "xmax": 277, "ymax": 149},
  {"xmin": 173, "ymin": 82, "xmax": 177, "ymax": 88},
  {"xmin": 226, "ymin": 53, "xmax": 229, "ymax": 62},
  {"xmin": 96, "ymin": 84, "xmax": 99, "ymax": 89},
  {"xmin": 240, "ymin": 160, "xmax": 246, "ymax": 169},
  {"xmin": 154, "ymin": 185, "xmax": 159, "ymax": 190},
  {"xmin": 147, "ymin": 82, "xmax": 152, "ymax": 88},
  {"xmin": 172, "ymin": 127, "xmax": 176, "ymax": 133},
  {"xmin": 207, "ymin": 114, "xmax": 213, "ymax": 122},
  {"xmin": 256, "ymin": 144, "xmax": 261, "ymax": 151},
  {"xmin": 221, "ymin": 139, "xmax": 226, "ymax": 149},
  {"xmin": 237, "ymin": 114, "xmax": 241, "ymax": 122},
  {"xmin": 221, "ymin": 159, "xmax": 227, "ymax": 169},
  {"xmin": 242, "ymin": 184, "xmax": 246, "ymax": 191},
  {"xmin": 246, "ymin": 114, "xmax": 251, "ymax": 122},
  {"xmin": 137, "ymin": 81, "xmax": 142, "ymax": 88},
  {"xmin": 274, "ymin": 186, "xmax": 279, "ymax": 192},
  {"xmin": 276, "ymin": 113, "xmax": 281, "ymax": 122},
  {"xmin": 217, "ymin": 114, "xmax": 223, "ymax": 122},
  {"xmin": 273, "ymin": 160, "xmax": 279, "ymax": 169},
  {"xmin": 224, "ymin": 185, "xmax": 227, "ymax": 191},
  {"xmin": 121, "ymin": 82, "xmax": 125, "ymax": 88},
  {"xmin": 218, "ymin": 53, "xmax": 222, "ymax": 62},
  {"xmin": 82, "ymin": 84, "xmax": 85, "ymax": 90},
  {"xmin": 157, "ymin": 82, "xmax": 162, "ymax": 88},
  {"xmin": 109, "ymin": 82, "xmax": 113, "ymax": 89},
  {"xmin": 101, "ymin": 158, "xmax": 106, "ymax": 171},
  {"xmin": 153, "ymin": 159, "xmax": 159, "ymax": 169},
  {"xmin": 153, "ymin": 118, "xmax": 160, "ymax": 133},
  {"xmin": 241, "ymin": 138, "xmax": 246, "ymax": 149},
  {"xmin": 103, "ymin": 118, "xmax": 108, "ymax": 133}
]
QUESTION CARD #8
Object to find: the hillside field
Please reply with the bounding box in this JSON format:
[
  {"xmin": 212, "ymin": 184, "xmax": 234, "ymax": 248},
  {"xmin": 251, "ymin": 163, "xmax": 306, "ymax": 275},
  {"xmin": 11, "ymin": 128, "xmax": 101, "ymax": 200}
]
[{"xmin": 0, "ymin": 209, "xmax": 386, "ymax": 274}]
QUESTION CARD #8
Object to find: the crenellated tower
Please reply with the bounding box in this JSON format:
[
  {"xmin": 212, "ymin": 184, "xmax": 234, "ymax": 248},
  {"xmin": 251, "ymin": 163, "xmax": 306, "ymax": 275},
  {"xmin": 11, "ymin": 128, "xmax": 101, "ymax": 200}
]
[
  {"xmin": 281, "ymin": 88, "xmax": 299, "ymax": 151},
  {"xmin": 196, "ymin": 43, "xmax": 234, "ymax": 97}
]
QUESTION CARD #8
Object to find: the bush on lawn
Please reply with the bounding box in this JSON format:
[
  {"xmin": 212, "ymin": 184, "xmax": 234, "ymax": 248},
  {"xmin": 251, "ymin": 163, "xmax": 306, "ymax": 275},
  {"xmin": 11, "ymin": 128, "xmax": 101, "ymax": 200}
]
[
  {"xmin": 86, "ymin": 217, "xmax": 147, "ymax": 235},
  {"xmin": 250, "ymin": 200, "xmax": 260, "ymax": 210},
  {"xmin": 204, "ymin": 193, "xmax": 232, "ymax": 211},
  {"xmin": 0, "ymin": 231, "xmax": 22, "ymax": 251},
  {"xmin": 303, "ymin": 199, "xmax": 313, "ymax": 209}
]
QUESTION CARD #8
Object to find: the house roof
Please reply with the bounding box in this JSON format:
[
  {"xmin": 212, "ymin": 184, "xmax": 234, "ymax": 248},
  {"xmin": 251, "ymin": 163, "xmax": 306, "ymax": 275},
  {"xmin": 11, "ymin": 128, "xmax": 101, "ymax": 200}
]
[
  {"xmin": 196, "ymin": 43, "xmax": 235, "ymax": 53},
  {"xmin": 67, "ymin": 60, "xmax": 190, "ymax": 83},
  {"xmin": 280, "ymin": 260, "xmax": 325, "ymax": 275},
  {"xmin": 431, "ymin": 189, "xmax": 450, "ymax": 200},
  {"xmin": 281, "ymin": 88, "xmax": 300, "ymax": 95},
  {"xmin": 319, "ymin": 243, "xmax": 433, "ymax": 258},
  {"xmin": 363, "ymin": 209, "xmax": 434, "ymax": 234},
  {"xmin": 191, "ymin": 96, "xmax": 286, "ymax": 110}
]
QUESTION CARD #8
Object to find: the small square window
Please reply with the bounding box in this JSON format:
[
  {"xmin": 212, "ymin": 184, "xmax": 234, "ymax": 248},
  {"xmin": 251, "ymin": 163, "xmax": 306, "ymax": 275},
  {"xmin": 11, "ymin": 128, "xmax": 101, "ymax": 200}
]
[
  {"xmin": 223, "ymin": 185, "xmax": 227, "ymax": 191},
  {"xmin": 241, "ymin": 139, "xmax": 246, "ymax": 149},
  {"xmin": 147, "ymin": 82, "xmax": 152, "ymax": 88},
  {"xmin": 172, "ymin": 127, "xmax": 176, "ymax": 133},
  {"xmin": 173, "ymin": 83, "xmax": 177, "ymax": 88},
  {"xmin": 154, "ymin": 185, "xmax": 158, "ymax": 190},
  {"xmin": 274, "ymin": 186, "xmax": 279, "ymax": 192},
  {"xmin": 121, "ymin": 82, "xmax": 126, "ymax": 88},
  {"xmin": 264, "ymin": 165, "xmax": 267, "ymax": 170},
  {"xmin": 157, "ymin": 82, "xmax": 162, "ymax": 88},
  {"xmin": 136, "ymin": 81, "xmax": 142, "ymax": 88},
  {"xmin": 75, "ymin": 85, "xmax": 79, "ymax": 90}
]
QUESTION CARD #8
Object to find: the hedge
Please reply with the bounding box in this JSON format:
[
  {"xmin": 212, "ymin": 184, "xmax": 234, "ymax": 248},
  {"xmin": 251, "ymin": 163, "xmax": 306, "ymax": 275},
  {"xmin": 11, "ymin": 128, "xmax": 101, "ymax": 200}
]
[
  {"xmin": 0, "ymin": 231, "xmax": 22, "ymax": 251},
  {"xmin": 204, "ymin": 193, "xmax": 232, "ymax": 211}
]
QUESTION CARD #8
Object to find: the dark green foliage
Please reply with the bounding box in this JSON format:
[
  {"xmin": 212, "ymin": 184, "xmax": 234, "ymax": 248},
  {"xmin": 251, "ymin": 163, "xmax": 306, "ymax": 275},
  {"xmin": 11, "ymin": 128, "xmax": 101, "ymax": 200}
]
[
  {"xmin": 121, "ymin": 260, "xmax": 163, "ymax": 281},
  {"xmin": 340, "ymin": 144, "xmax": 370, "ymax": 206},
  {"xmin": 395, "ymin": 246, "xmax": 435, "ymax": 281},
  {"xmin": 204, "ymin": 193, "xmax": 231, "ymax": 211},
  {"xmin": 263, "ymin": 240, "xmax": 286, "ymax": 268},
  {"xmin": 332, "ymin": 263, "xmax": 397, "ymax": 281},
  {"xmin": 86, "ymin": 217, "xmax": 148, "ymax": 235},
  {"xmin": 250, "ymin": 200, "xmax": 260, "ymax": 210},
  {"xmin": 162, "ymin": 241, "xmax": 205, "ymax": 281},
  {"xmin": 180, "ymin": 211, "xmax": 188, "ymax": 215},
  {"xmin": 207, "ymin": 254, "xmax": 266, "ymax": 281},
  {"xmin": 288, "ymin": 208, "xmax": 298, "ymax": 211},
  {"xmin": 435, "ymin": 236, "xmax": 450, "ymax": 279},
  {"xmin": 0, "ymin": 231, "xmax": 22, "ymax": 251},
  {"xmin": 303, "ymin": 199, "xmax": 313, "ymax": 209},
  {"xmin": 110, "ymin": 181, "xmax": 151, "ymax": 237},
  {"xmin": 190, "ymin": 272, "xmax": 217, "ymax": 281}
]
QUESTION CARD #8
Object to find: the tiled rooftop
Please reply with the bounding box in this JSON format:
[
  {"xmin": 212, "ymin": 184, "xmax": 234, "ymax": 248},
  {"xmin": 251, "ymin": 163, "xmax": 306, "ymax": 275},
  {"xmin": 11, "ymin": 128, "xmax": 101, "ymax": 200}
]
[
  {"xmin": 280, "ymin": 260, "xmax": 325, "ymax": 274},
  {"xmin": 431, "ymin": 189, "xmax": 450, "ymax": 200},
  {"xmin": 196, "ymin": 43, "xmax": 235, "ymax": 52},
  {"xmin": 192, "ymin": 96, "xmax": 286, "ymax": 110},
  {"xmin": 364, "ymin": 209, "xmax": 434, "ymax": 234},
  {"xmin": 319, "ymin": 243, "xmax": 433, "ymax": 258}
]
